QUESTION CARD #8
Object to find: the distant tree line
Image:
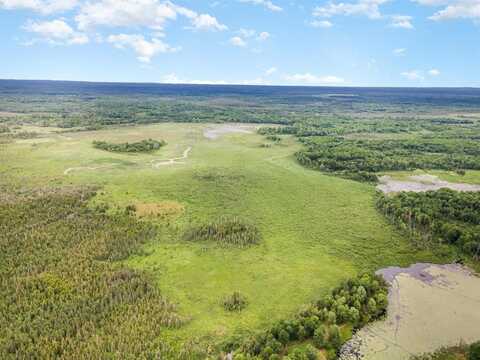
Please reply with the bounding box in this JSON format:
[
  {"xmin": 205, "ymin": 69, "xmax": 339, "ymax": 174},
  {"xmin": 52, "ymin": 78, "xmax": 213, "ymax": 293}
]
[
  {"xmin": 376, "ymin": 189, "xmax": 480, "ymax": 261},
  {"xmin": 93, "ymin": 138, "xmax": 166, "ymax": 153},
  {"xmin": 295, "ymin": 138, "xmax": 480, "ymax": 182}
]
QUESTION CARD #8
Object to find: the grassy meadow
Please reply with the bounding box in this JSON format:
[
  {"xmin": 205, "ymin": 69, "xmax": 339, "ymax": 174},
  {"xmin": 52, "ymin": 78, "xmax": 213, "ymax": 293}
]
[{"xmin": 0, "ymin": 123, "xmax": 438, "ymax": 351}]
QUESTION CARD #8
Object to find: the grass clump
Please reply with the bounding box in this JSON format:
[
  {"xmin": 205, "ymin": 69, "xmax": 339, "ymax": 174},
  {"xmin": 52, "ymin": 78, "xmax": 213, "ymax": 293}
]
[
  {"xmin": 183, "ymin": 216, "xmax": 261, "ymax": 248},
  {"xmin": 223, "ymin": 292, "xmax": 248, "ymax": 312},
  {"xmin": 93, "ymin": 138, "xmax": 166, "ymax": 153}
]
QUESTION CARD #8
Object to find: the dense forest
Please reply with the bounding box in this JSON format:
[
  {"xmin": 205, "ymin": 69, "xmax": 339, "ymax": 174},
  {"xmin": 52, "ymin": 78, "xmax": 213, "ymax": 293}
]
[
  {"xmin": 93, "ymin": 138, "xmax": 166, "ymax": 153},
  {"xmin": 294, "ymin": 137, "xmax": 480, "ymax": 182},
  {"xmin": 376, "ymin": 189, "xmax": 480, "ymax": 261},
  {"xmin": 0, "ymin": 187, "xmax": 188, "ymax": 359},
  {"xmin": 225, "ymin": 273, "xmax": 388, "ymax": 359}
]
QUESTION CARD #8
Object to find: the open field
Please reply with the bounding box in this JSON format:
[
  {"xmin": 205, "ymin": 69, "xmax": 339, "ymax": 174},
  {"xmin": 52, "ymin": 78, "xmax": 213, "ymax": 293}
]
[{"xmin": 0, "ymin": 122, "xmax": 437, "ymax": 353}]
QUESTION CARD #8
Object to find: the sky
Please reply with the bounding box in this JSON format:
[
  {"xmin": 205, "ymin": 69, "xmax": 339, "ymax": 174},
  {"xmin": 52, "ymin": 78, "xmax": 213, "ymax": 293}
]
[{"xmin": 0, "ymin": 0, "xmax": 479, "ymax": 87}]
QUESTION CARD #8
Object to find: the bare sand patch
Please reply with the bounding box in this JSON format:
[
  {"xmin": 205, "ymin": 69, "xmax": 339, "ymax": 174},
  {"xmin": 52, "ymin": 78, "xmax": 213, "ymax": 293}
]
[
  {"xmin": 135, "ymin": 201, "xmax": 184, "ymax": 218},
  {"xmin": 203, "ymin": 124, "xmax": 255, "ymax": 140},
  {"xmin": 377, "ymin": 174, "xmax": 480, "ymax": 194},
  {"xmin": 340, "ymin": 263, "xmax": 480, "ymax": 360}
]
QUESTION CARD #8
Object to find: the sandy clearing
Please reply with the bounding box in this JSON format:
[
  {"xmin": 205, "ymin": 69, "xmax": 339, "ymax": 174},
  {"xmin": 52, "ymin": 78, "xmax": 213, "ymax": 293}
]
[
  {"xmin": 340, "ymin": 263, "xmax": 480, "ymax": 360},
  {"xmin": 203, "ymin": 124, "xmax": 255, "ymax": 140},
  {"xmin": 150, "ymin": 147, "xmax": 192, "ymax": 168},
  {"xmin": 377, "ymin": 174, "xmax": 480, "ymax": 194}
]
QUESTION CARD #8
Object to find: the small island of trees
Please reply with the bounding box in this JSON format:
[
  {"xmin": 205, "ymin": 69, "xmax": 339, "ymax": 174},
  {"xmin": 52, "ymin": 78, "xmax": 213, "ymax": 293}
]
[{"xmin": 93, "ymin": 138, "xmax": 166, "ymax": 153}]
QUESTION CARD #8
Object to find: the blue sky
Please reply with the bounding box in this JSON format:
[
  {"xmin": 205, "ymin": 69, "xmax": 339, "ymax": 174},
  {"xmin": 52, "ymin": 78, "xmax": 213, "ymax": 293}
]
[{"xmin": 0, "ymin": 0, "xmax": 479, "ymax": 87}]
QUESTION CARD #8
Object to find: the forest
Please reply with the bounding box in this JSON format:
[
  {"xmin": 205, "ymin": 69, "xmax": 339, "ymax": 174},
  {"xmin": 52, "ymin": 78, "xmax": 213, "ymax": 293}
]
[
  {"xmin": 376, "ymin": 189, "xmax": 480, "ymax": 261},
  {"xmin": 92, "ymin": 138, "xmax": 166, "ymax": 153},
  {"xmin": 0, "ymin": 187, "xmax": 187, "ymax": 359}
]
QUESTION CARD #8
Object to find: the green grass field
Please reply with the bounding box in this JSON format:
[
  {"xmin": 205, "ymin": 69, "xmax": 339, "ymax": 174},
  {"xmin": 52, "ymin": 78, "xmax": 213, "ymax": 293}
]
[{"xmin": 0, "ymin": 123, "xmax": 438, "ymax": 350}]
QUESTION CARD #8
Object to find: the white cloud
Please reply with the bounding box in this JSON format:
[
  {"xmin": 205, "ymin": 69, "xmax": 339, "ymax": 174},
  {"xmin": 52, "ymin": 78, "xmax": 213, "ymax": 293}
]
[
  {"xmin": 401, "ymin": 70, "xmax": 424, "ymax": 80},
  {"xmin": 0, "ymin": 0, "xmax": 77, "ymax": 14},
  {"xmin": 313, "ymin": 0, "xmax": 389, "ymax": 20},
  {"xmin": 23, "ymin": 19, "xmax": 88, "ymax": 45},
  {"xmin": 162, "ymin": 73, "xmax": 228, "ymax": 84},
  {"xmin": 76, "ymin": 0, "xmax": 226, "ymax": 32},
  {"xmin": 238, "ymin": 28, "xmax": 256, "ymax": 38},
  {"xmin": 265, "ymin": 66, "xmax": 277, "ymax": 76},
  {"xmin": 187, "ymin": 13, "xmax": 228, "ymax": 31},
  {"xmin": 412, "ymin": 0, "xmax": 480, "ymax": 22},
  {"xmin": 285, "ymin": 73, "xmax": 345, "ymax": 85},
  {"xmin": 257, "ymin": 31, "xmax": 270, "ymax": 41},
  {"xmin": 390, "ymin": 15, "xmax": 414, "ymax": 28},
  {"xmin": 393, "ymin": 48, "xmax": 407, "ymax": 56},
  {"xmin": 229, "ymin": 36, "xmax": 247, "ymax": 47},
  {"xmin": 239, "ymin": 0, "xmax": 283, "ymax": 12},
  {"xmin": 429, "ymin": 68, "xmax": 440, "ymax": 76},
  {"xmin": 310, "ymin": 20, "xmax": 334, "ymax": 28},
  {"xmin": 429, "ymin": 1, "xmax": 480, "ymax": 21},
  {"xmin": 107, "ymin": 34, "xmax": 179, "ymax": 63}
]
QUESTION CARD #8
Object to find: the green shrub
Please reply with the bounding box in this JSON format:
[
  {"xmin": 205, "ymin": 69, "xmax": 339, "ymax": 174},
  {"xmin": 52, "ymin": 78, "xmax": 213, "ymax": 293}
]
[
  {"xmin": 470, "ymin": 341, "xmax": 480, "ymax": 360},
  {"xmin": 223, "ymin": 292, "xmax": 248, "ymax": 312},
  {"xmin": 183, "ymin": 216, "xmax": 261, "ymax": 247}
]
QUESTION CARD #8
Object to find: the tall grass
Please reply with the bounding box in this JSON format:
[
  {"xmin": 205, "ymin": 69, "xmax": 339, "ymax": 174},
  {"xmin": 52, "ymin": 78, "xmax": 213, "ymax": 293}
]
[{"xmin": 183, "ymin": 216, "xmax": 261, "ymax": 248}]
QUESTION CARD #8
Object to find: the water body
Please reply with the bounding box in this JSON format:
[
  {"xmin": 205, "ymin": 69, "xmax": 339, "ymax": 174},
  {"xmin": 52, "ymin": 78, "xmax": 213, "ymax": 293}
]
[{"xmin": 340, "ymin": 263, "xmax": 480, "ymax": 360}]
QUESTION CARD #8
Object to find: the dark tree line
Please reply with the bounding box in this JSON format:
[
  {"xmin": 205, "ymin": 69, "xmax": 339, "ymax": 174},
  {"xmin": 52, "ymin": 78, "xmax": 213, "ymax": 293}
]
[
  {"xmin": 296, "ymin": 138, "xmax": 480, "ymax": 182},
  {"xmin": 376, "ymin": 189, "xmax": 480, "ymax": 260}
]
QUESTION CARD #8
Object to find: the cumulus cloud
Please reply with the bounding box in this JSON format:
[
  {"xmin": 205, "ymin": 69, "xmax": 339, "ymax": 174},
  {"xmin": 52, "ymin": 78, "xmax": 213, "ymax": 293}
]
[
  {"xmin": 75, "ymin": 0, "xmax": 226, "ymax": 32},
  {"xmin": 239, "ymin": 0, "xmax": 283, "ymax": 12},
  {"xmin": 310, "ymin": 20, "xmax": 334, "ymax": 28},
  {"xmin": 285, "ymin": 73, "xmax": 345, "ymax": 85},
  {"xmin": 393, "ymin": 48, "xmax": 407, "ymax": 56},
  {"xmin": 313, "ymin": 0, "xmax": 389, "ymax": 19},
  {"xmin": 230, "ymin": 29, "xmax": 270, "ymax": 48},
  {"xmin": 429, "ymin": 68, "xmax": 440, "ymax": 76},
  {"xmin": 401, "ymin": 70, "xmax": 424, "ymax": 80},
  {"xmin": 390, "ymin": 15, "xmax": 414, "ymax": 29},
  {"xmin": 229, "ymin": 36, "xmax": 247, "ymax": 47},
  {"xmin": 257, "ymin": 31, "xmax": 270, "ymax": 41},
  {"xmin": 23, "ymin": 19, "xmax": 88, "ymax": 45},
  {"xmin": 0, "ymin": 0, "xmax": 78, "ymax": 14},
  {"xmin": 412, "ymin": 0, "xmax": 480, "ymax": 22},
  {"xmin": 265, "ymin": 66, "xmax": 277, "ymax": 76},
  {"xmin": 107, "ymin": 34, "xmax": 179, "ymax": 62}
]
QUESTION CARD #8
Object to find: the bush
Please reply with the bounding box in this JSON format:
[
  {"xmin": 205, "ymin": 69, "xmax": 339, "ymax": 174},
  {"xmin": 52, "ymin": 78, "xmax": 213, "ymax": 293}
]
[
  {"xmin": 223, "ymin": 292, "xmax": 248, "ymax": 312},
  {"xmin": 470, "ymin": 341, "xmax": 480, "ymax": 360},
  {"xmin": 183, "ymin": 216, "xmax": 261, "ymax": 247}
]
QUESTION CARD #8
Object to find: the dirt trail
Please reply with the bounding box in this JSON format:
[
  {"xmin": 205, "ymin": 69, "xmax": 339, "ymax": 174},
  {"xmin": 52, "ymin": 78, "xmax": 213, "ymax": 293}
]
[
  {"xmin": 339, "ymin": 263, "xmax": 480, "ymax": 360},
  {"xmin": 377, "ymin": 174, "xmax": 480, "ymax": 194},
  {"xmin": 150, "ymin": 147, "xmax": 192, "ymax": 168},
  {"xmin": 64, "ymin": 164, "xmax": 119, "ymax": 175}
]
